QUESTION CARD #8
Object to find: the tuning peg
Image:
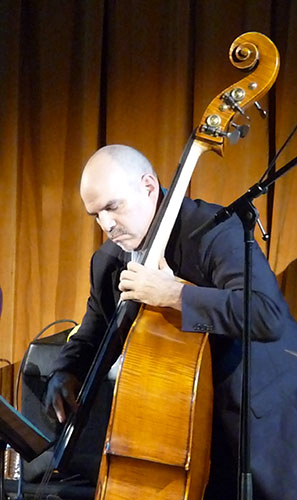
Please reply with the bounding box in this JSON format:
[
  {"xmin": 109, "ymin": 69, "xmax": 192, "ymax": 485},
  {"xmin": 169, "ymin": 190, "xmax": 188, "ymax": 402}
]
[
  {"xmin": 227, "ymin": 129, "xmax": 241, "ymax": 145},
  {"xmin": 254, "ymin": 101, "xmax": 267, "ymax": 119},
  {"xmin": 209, "ymin": 128, "xmax": 240, "ymax": 145},
  {"xmin": 231, "ymin": 123, "xmax": 250, "ymax": 138}
]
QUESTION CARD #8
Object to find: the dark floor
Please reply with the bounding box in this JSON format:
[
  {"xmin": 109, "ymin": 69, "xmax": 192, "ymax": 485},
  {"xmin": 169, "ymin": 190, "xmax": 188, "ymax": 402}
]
[{"xmin": 4, "ymin": 478, "xmax": 95, "ymax": 500}]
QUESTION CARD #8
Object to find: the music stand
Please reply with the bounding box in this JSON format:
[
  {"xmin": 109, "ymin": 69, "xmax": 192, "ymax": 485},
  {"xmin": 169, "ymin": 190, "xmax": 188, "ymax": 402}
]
[{"xmin": 0, "ymin": 395, "xmax": 52, "ymax": 500}]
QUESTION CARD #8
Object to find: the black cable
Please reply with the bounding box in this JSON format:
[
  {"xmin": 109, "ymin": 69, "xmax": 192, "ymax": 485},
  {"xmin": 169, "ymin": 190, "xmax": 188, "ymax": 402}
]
[{"xmin": 259, "ymin": 122, "xmax": 297, "ymax": 183}]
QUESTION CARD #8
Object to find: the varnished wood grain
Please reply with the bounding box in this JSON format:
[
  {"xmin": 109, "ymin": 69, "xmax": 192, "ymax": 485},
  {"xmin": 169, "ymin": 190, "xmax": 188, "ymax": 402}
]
[
  {"xmin": 196, "ymin": 32, "xmax": 280, "ymax": 155},
  {"xmin": 96, "ymin": 306, "xmax": 213, "ymax": 500}
]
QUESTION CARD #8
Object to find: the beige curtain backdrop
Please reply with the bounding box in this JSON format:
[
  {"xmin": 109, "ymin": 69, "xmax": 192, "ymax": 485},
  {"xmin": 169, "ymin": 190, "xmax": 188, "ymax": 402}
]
[{"xmin": 1, "ymin": 0, "xmax": 297, "ymax": 364}]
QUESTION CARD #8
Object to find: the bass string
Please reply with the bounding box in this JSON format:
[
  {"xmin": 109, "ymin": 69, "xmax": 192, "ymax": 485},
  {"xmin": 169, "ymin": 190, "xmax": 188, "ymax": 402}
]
[{"xmin": 33, "ymin": 450, "xmax": 60, "ymax": 500}]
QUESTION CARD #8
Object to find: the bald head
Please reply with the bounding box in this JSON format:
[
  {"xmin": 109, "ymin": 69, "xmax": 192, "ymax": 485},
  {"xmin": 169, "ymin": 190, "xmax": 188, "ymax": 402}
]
[
  {"xmin": 80, "ymin": 145, "xmax": 160, "ymax": 251},
  {"xmin": 81, "ymin": 145, "xmax": 156, "ymax": 191}
]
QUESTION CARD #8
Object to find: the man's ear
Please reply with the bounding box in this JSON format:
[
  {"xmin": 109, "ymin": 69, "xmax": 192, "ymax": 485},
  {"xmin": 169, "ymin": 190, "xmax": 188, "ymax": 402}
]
[{"xmin": 141, "ymin": 174, "xmax": 159, "ymax": 200}]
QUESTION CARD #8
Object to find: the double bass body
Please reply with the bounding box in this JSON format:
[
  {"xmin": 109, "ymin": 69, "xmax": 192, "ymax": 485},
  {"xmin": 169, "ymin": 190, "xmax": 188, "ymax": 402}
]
[{"xmin": 96, "ymin": 305, "xmax": 213, "ymax": 499}]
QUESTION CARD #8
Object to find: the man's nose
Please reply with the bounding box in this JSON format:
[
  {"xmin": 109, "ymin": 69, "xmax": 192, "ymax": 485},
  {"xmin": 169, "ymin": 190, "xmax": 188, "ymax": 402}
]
[{"xmin": 97, "ymin": 211, "xmax": 116, "ymax": 233}]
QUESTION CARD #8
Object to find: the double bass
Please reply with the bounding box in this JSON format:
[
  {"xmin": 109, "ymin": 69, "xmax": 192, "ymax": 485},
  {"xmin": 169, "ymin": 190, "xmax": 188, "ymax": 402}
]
[{"xmin": 43, "ymin": 32, "xmax": 280, "ymax": 500}]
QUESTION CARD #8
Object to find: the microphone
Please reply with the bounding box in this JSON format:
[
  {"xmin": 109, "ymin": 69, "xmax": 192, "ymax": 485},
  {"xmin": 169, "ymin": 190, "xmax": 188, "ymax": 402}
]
[
  {"xmin": 189, "ymin": 207, "xmax": 232, "ymax": 240},
  {"xmin": 189, "ymin": 182, "xmax": 267, "ymax": 241}
]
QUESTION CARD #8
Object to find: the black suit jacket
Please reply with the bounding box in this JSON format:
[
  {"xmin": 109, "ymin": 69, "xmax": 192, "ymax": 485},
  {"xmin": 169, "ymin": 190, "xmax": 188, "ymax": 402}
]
[{"xmin": 53, "ymin": 197, "xmax": 297, "ymax": 499}]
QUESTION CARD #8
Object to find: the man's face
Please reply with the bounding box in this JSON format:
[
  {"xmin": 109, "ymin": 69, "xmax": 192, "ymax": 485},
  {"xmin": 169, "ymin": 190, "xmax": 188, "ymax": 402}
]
[{"xmin": 81, "ymin": 156, "xmax": 159, "ymax": 252}]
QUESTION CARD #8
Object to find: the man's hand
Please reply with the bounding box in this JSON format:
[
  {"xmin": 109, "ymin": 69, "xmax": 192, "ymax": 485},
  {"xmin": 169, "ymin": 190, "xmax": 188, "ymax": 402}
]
[
  {"xmin": 45, "ymin": 371, "xmax": 81, "ymax": 423},
  {"xmin": 119, "ymin": 259, "xmax": 184, "ymax": 310}
]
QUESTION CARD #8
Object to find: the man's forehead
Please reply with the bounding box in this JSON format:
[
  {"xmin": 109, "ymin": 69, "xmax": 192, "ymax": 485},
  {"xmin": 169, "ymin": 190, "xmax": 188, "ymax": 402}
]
[
  {"xmin": 83, "ymin": 158, "xmax": 126, "ymax": 188},
  {"xmin": 81, "ymin": 154, "xmax": 143, "ymax": 208},
  {"xmin": 83, "ymin": 173, "xmax": 133, "ymax": 213}
]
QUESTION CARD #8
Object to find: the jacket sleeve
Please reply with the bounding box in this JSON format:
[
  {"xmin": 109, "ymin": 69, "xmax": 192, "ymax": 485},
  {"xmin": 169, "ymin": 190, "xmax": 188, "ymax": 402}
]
[
  {"xmin": 51, "ymin": 243, "xmax": 123, "ymax": 380},
  {"xmin": 180, "ymin": 212, "xmax": 290, "ymax": 342}
]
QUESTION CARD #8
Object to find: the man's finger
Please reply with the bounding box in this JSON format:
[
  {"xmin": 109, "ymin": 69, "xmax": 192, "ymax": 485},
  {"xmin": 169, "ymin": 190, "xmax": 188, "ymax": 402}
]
[
  {"xmin": 61, "ymin": 387, "xmax": 79, "ymax": 413},
  {"xmin": 120, "ymin": 291, "xmax": 140, "ymax": 302},
  {"xmin": 126, "ymin": 261, "xmax": 142, "ymax": 271},
  {"xmin": 119, "ymin": 278, "xmax": 135, "ymax": 291},
  {"xmin": 53, "ymin": 393, "xmax": 66, "ymax": 423},
  {"xmin": 119, "ymin": 270, "xmax": 134, "ymax": 282}
]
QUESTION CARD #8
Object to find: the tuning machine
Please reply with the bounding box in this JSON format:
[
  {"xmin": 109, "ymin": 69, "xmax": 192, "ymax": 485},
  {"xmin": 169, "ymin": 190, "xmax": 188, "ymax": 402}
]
[
  {"xmin": 226, "ymin": 122, "xmax": 250, "ymax": 145},
  {"xmin": 200, "ymin": 116, "xmax": 250, "ymax": 145},
  {"xmin": 221, "ymin": 88, "xmax": 250, "ymax": 120},
  {"xmin": 231, "ymin": 122, "xmax": 250, "ymax": 138}
]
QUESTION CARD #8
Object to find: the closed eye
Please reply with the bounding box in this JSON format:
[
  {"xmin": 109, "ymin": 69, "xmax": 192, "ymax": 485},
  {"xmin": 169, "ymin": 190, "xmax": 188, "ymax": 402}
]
[{"xmin": 106, "ymin": 203, "xmax": 119, "ymax": 211}]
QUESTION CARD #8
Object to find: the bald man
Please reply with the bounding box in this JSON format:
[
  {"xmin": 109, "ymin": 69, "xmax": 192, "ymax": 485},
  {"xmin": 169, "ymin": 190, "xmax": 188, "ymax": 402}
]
[{"xmin": 46, "ymin": 145, "xmax": 297, "ymax": 500}]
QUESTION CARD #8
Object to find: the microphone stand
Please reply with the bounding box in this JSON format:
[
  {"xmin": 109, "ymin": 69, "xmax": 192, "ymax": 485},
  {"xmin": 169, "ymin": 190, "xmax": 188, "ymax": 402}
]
[
  {"xmin": 236, "ymin": 199, "xmax": 256, "ymax": 500},
  {"xmin": 189, "ymin": 154, "xmax": 297, "ymax": 500}
]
